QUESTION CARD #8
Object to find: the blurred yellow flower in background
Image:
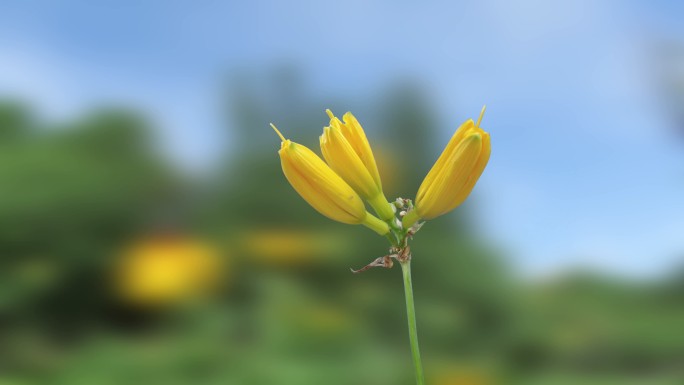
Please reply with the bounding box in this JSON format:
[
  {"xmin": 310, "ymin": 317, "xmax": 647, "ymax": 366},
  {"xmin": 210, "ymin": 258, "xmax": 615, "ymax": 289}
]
[
  {"xmin": 241, "ymin": 228, "xmax": 346, "ymax": 267},
  {"xmin": 296, "ymin": 305, "xmax": 357, "ymax": 335},
  {"xmin": 433, "ymin": 368, "xmax": 494, "ymax": 385},
  {"xmin": 115, "ymin": 235, "xmax": 222, "ymax": 306}
]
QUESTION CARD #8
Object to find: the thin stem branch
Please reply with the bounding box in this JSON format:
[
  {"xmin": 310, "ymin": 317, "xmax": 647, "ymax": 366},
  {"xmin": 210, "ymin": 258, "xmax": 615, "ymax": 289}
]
[
  {"xmin": 400, "ymin": 260, "xmax": 424, "ymax": 385},
  {"xmin": 385, "ymin": 232, "xmax": 399, "ymax": 248}
]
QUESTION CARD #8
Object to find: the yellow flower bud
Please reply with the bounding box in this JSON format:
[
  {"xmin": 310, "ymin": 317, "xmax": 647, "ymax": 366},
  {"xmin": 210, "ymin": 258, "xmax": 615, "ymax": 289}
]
[
  {"xmin": 272, "ymin": 124, "xmax": 389, "ymax": 235},
  {"xmin": 320, "ymin": 110, "xmax": 395, "ymax": 221},
  {"xmin": 404, "ymin": 107, "xmax": 491, "ymax": 227}
]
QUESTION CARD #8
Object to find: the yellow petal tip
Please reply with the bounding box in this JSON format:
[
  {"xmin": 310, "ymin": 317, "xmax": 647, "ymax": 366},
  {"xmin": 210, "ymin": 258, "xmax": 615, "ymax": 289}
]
[
  {"xmin": 270, "ymin": 123, "xmax": 286, "ymax": 142},
  {"xmin": 476, "ymin": 105, "xmax": 487, "ymax": 127},
  {"xmin": 325, "ymin": 109, "xmax": 335, "ymax": 119}
]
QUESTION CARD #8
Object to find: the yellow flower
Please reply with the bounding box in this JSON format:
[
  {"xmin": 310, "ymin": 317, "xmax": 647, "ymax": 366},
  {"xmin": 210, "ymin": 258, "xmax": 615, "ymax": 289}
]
[
  {"xmin": 320, "ymin": 110, "xmax": 395, "ymax": 221},
  {"xmin": 241, "ymin": 228, "xmax": 345, "ymax": 266},
  {"xmin": 272, "ymin": 124, "xmax": 389, "ymax": 235},
  {"xmin": 404, "ymin": 107, "xmax": 491, "ymax": 227},
  {"xmin": 115, "ymin": 235, "xmax": 221, "ymax": 307}
]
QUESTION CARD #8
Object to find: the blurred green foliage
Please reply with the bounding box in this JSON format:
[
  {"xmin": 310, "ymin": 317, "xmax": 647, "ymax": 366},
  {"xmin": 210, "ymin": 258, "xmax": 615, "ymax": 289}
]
[{"xmin": 0, "ymin": 72, "xmax": 682, "ymax": 384}]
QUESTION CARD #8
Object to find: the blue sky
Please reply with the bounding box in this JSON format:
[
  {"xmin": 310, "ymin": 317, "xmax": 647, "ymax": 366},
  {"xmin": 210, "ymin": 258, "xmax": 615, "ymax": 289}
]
[{"xmin": 1, "ymin": 0, "xmax": 683, "ymax": 279}]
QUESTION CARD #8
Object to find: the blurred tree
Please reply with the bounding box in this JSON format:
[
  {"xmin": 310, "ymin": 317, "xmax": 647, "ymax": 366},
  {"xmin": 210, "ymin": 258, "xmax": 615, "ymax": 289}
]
[
  {"xmin": 0, "ymin": 100, "xmax": 34, "ymax": 142},
  {"xmin": 0, "ymin": 102, "xmax": 179, "ymax": 372}
]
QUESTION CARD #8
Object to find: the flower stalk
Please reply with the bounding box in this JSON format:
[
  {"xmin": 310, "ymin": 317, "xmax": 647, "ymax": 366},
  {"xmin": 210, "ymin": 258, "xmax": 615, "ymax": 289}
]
[{"xmin": 401, "ymin": 259, "xmax": 424, "ymax": 385}]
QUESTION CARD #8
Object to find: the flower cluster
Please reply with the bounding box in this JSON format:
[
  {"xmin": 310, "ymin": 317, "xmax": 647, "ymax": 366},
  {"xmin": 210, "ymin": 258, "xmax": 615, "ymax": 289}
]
[
  {"xmin": 271, "ymin": 106, "xmax": 491, "ymax": 385},
  {"xmin": 271, "ymin": 107, "xmax": 490, "ymax": 242}
]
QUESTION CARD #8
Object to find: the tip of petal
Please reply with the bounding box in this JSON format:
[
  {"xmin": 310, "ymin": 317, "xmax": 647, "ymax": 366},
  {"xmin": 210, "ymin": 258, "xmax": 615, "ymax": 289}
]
[
  {"xmin": 342, "ymin": 111, "xmax": 355, "ymax": 123},
  {"xmin": 325, "ymin": 109, "xmax": 335, "ymax": 119},
  {"xmin": 465, "ymin": 132, "xmax": 482, "ymax": 142},
  {"xmin": 270, "ymin": 123, "xmax": 286, "ymax": 142},
  {"xmin": 457, "ymin": 119, "xmax": 476, "ymax": 133},
  {"xmin": 277, "ymin": 139, "xmax": 292, "ymax": 153},
  {"xmin": 476, "ymin": 105, "xmax": 486, "ymax": 127}
]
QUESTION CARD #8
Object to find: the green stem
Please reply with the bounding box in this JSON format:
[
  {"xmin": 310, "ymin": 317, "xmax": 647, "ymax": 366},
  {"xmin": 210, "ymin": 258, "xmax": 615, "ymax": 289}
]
[
  {"xmin": 385, "ymin": 233, "xmax": 399, "ymax": 248},
  {"xmin": 368, "ymin": 192, "xmax": 395, "ymax": 221},
  {"xmin": 361, "ymin": 212, "xmax": 390, "ymax": 235},
  {"xmin": 400, "ymin": 260, "xmax": 424, "ymax": 385}
]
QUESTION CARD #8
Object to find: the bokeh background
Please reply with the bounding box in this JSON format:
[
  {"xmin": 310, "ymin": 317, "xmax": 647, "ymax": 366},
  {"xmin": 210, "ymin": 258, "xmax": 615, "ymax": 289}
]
[{"xmin": 1, "ymin": 1, "xmax": 684, "ymax": 384}]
